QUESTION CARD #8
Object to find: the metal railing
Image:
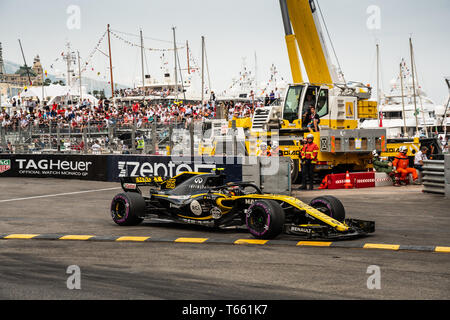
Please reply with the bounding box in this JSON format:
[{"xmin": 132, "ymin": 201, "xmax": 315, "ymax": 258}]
[
  {"xmin": 422, "ymin": 159, "xmax": 445, "ymax": 195},
  {"xmin": 0, "ymin": 119, "xmax": 207, "ymax": 156}
]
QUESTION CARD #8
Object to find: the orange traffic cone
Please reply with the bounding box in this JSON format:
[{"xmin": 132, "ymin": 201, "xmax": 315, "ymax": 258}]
[{"xmin": 344, "ymin": 171, "xmax": 353, "ymax": 189}]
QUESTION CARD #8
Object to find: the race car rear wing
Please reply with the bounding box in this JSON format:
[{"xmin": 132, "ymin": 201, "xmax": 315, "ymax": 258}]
[
  {"xmin": 120, "ymin": 172, "xmax": 207, "ymax": 193},
  {"xmin": 120, "ymin": 176, "xmax": 166, "ymax": 193}
]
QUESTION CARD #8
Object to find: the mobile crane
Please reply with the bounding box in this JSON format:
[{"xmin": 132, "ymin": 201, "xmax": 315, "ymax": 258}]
[{"xmin": 248, "ymin": 0, "xmax": 386, "ymax": 182}]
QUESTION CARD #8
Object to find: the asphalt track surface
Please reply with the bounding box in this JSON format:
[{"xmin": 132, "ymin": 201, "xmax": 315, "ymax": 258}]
[{"xmin": 0, "ymin": 177, "xmax": 449, "ymax": 299}]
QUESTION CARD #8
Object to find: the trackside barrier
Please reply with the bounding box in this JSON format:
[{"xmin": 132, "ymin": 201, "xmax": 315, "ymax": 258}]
[
  {"xmin": 242, "ymin": 159, "xmax": 260, "ymax": 187},
  {"xmin": 323, "ymin": 172, "xmax": 377, "ymax": 189},
  {"xmin": 260, "ymin": 157, "xmax": 291, "ymax": 195},
  {"xmin": 422, "ymin": 158, "xmax": 446, "ymax": 196},
  {"xmin": 242, "ymin": 156, "xmax": 291, "ymax": 195},
  {"xmin": 0, "ymin": 153, "xmax": 293, "ymax": 195},
  {"xmin": 375, "ymin": 172, "xmax": 393, "ymax": 187},
  {"xmin": 446, "ymin": 155, "xmax": 450, "ymax": 199},
  {"xmin": 0, "ymin": 154, "xmax": 243, "ymax": 183}
]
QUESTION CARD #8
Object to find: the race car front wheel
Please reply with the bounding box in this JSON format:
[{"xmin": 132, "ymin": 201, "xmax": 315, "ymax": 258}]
[
  {"xmin": 110, "ymin": 192, "xmax": 145, "ymax": 226},
  {"xmin": 246, "ymin": 200, "xmax": 285, "ymax": 239},
  {"xmin": 309, "ymin": 195, "xmax": 345, "ymax": 222}
]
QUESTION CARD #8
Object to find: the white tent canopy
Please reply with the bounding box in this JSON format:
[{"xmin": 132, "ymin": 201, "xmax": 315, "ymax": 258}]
[{"xmin": 19, "ymin": 84, "xmax": 98, "ymax": 106}]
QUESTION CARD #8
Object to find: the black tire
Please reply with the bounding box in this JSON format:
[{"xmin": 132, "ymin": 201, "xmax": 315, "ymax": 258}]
[
  {"xmin": 309, "ymin": 195, "xmax": 345, "ymax": 222},
  {"xmin": 290, "ymin": 158, "xmax": 299, "ymax": 183},
  {"xmin": 110, "ymin": 192, "xmax": 145, "ymax": 226},
  {"xmin": 246, "ymin": 200, "xmax": 285, "ymax": 239}
]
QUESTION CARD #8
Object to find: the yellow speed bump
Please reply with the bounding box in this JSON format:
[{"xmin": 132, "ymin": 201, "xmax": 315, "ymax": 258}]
[
  {"xmin": 116, "ymin": 236, "xmax": 150, "ymax": 242},
  {"xmin": 297, "ymin": 241, "xmax": 332, "ymax": 247},
  {"xmin": 435, "ymin": 246, "xmax": 450, "ymax": 253},
  {"xmin": 234, "ymin": 239, "xmax": 268, "ymax": 245},
  {"xmin": 59, "ymin": 235, "xmax": 94, "ymax": 240},
  {"xmin": 175, "ymin": 237, "xmax": 208, "ymax": 243},
  {"xmin": 4, "ymin": 234, "xmax": 39, "ymax": 239},
  {"xmin": 363, "ymin": 243, "xmax": 400, "ymax": 251}
]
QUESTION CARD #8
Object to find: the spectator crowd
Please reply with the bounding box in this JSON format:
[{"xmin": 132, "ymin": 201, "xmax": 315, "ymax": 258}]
[{"xmin": 1, "ymin": 97, "xmax": 264, "ymax": 133}]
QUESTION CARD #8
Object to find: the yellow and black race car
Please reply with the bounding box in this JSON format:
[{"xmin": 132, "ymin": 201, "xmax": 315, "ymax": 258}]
[{"xmin": 110, "ymin": 170, "xmax": 374, "ymax": 240}]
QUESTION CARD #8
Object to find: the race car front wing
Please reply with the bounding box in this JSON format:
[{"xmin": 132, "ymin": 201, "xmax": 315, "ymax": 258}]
[{"xmin": 284, "ymin": 218, "xmax": 375, "ymax": 240}]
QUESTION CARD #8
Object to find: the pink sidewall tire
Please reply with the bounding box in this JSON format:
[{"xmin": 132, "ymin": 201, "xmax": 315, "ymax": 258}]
[
  {"xmin": 110, "ymin": 192, "xmax": 145, "ymax": 226},
  {"xmin": 246, "ymin": 200, "xmax": 285, "ymax": 240}
]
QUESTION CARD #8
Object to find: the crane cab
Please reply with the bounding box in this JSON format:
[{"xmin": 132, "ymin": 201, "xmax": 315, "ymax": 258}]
[{"xmin": 281, "ymin": 83, "xmax": 363, "ymax": 131}]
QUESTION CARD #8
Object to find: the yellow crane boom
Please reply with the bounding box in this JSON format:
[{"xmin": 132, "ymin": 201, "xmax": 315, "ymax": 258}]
[{"xmin": 280, "ymin": 0, "xmax": 336, "ymax": 85}]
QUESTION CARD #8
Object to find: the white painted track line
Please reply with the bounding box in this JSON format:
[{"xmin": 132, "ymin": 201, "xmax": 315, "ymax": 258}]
[{"xmin": 0, "ymin": 187, "xmax": 121, "ymax": 203}]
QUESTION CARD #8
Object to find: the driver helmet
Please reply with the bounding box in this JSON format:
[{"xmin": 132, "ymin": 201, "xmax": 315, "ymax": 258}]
[
  {"xmin": 399, "ymin": 145, "xmax": 408, "ymax": 154},
  {"xmin": 372, "ymin": 150, "xmax": 379, "ymax": 157},
  {"xmin": 260, "ymin": 142, "xmax": 267, "ymax": 150},
  {"xmin": 306, "ymin": 133, "xmax": 314, "ymax": 141},
  {"xmin": 272, "ymin": 141, "xmax": 279, "ymax": 149}
]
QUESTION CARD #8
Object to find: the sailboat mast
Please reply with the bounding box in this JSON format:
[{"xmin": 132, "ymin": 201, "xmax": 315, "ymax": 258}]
[
  {"xmin": 172, "ymin": 27, "xmax": 178, "ymax": 101},
  {"xmin": 442, "ymin": 78, "xmax": 450, "ymax": 135},
  {"xmin": 254, "ymin": 51, "xmax": 258, "ymax": 95},
  {"xmin": 399, "ymin": 62, "xmax": 407, "ymax": 136},
  {"xmin": 201, "ymin": 36, "xmax": 205, "ymax": 105},
  {"xmin": 186, "ymin": 41, "xmax": 190, "ymax": 75},
  {"xmin": 140, "ymin": 28, "xmax": 145, "ymax": 101},
  {"xmin": 107, "ymin": 24, "xmax": 115, "ymax": 100},
  {"xmin": 376, "ymin": 43, "xmax": 381, "ymax": 124},
  {"xmin": 410, "ymin": 38, "xmax": 428, "ymax": 137},
  {"xmin": 77, "ymin": 51, "xmax": 82, "ymax": 102},
  {"xmin": 41, "ymin": 67, "xmax": 44, "ymax": 108},
  {"xmin": 409, "ymin": 37, "xmax": 419, "ymax": 135}
]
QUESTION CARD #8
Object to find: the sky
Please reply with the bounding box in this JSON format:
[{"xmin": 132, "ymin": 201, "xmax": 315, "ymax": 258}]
[{"xmin": 0, "ymin": 0, "xmax": 449, "ymax": 104}]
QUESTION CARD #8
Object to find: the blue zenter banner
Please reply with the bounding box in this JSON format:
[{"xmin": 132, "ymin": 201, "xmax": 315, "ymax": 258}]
[
  {"xmin": 106, "ymin": 155, "xmax": 243, "ymax": 183},
  {"xmin": 0, "ymin": 154, "xmax": 243, "ymax": 183}
]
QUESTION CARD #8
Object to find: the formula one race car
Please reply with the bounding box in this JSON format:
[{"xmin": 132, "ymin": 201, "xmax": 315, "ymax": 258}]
[{"xmin": 110, "ymin": 170, "xmax": 375, "ymax": 240}]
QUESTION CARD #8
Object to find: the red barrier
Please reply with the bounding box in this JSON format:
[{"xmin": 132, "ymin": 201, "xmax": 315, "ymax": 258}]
[{"xmin": 324, "ymin": 172, "xmax": 375, "ymax": 189}]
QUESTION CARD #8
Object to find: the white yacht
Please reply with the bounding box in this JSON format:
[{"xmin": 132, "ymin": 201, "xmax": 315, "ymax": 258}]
[
  {"xmin": 435, "ymin": 77, "xmax": 450, "ymax": 134},
  {"xmin": 360, "ymin": 59, "xmax": 442, "ymax": 138},
  {"xmin": 115, "ymin": 52, "xmax": 205, "ymax": 104}
]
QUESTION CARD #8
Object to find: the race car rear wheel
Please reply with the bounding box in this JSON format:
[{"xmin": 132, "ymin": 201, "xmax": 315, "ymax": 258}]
[
  {"xmin": 309, "ymin": 195, "xmax": 345, "ymax": 222},
  {"xmin": 110, "ymin": 192, "xmax": 145, "ymax": 226},
  {"xmin": 246, "ymin": 200, "xmax": 285, "ymax": 239}
]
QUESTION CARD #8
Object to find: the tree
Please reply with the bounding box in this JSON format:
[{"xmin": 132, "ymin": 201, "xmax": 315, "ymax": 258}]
[
  {"xmin": 92, "ymin": 89, "xmax": 106, "ymax": 99},
  {"xmin": 15, "ymin": 65, "xmax": 36, "ymax": 77},
  {"xmin": 52, "ymin": 80, "xmax": 65, "ymax": 86},
  {"xmin": 43, "ymin": 78, "xmax": 52, "ymax": 86}
]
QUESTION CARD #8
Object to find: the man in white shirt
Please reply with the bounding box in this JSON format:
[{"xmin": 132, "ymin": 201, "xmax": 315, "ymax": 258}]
[
  {"xmin": 414, "ymin": 146, "xmax": 428, "ymax": 183},
  {"xmin": 275, "ymin": 87, "xmax": 281, "ymax": 101}
]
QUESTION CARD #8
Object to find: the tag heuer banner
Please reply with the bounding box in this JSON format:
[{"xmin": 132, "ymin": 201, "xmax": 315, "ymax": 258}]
[
  {"xmin": 0, "ymin": 154, "xmax": 243, "ymax": 183},
  {"xmin": 0, "ymin": 154, "xmax": 108, "ymax": 180},
  {"xmin": 0, "ymin": 159, "xmax": 11, "ymax": 173}
]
